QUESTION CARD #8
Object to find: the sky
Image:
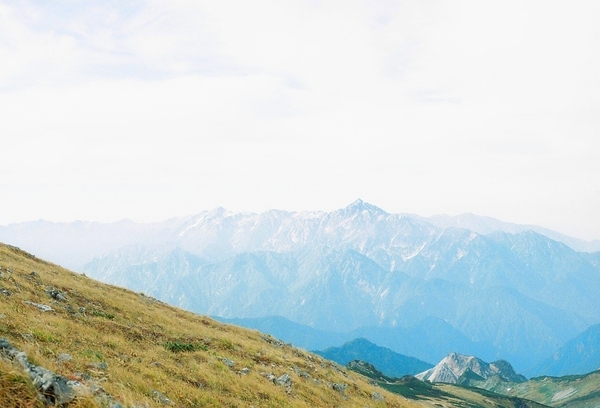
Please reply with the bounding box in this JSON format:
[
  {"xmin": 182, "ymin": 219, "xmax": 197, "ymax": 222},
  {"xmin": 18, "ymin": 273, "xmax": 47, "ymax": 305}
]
[{"xmin": 0, "ymin": 1, "xmax": 599, "ymax": 241}]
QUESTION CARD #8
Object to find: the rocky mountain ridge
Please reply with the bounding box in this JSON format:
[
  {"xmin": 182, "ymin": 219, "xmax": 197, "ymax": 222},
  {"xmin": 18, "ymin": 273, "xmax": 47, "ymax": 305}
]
[
  {"xmin": 415, "ymin": 352, "xmax": 526, "ymax": 384},
  {"xmin": 1, "ymin": 200, "xmax": 599, "ymax": 272}
]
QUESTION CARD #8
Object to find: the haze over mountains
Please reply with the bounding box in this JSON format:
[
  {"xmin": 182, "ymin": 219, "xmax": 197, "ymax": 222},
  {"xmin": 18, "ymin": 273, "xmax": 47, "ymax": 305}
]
[{"xmin": 1, "ymin": 200, "xmax": 599, "ymax": 373}]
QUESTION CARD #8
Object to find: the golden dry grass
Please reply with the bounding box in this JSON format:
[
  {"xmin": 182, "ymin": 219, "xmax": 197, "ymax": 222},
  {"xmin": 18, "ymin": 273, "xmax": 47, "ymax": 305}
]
[{"xmin": 0, "ymin": 243, "xmax": 420, "ymax": 407}]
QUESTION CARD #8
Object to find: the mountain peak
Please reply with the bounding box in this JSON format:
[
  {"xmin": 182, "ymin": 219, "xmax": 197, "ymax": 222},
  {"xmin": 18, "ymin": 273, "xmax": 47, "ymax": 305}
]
[
  {"xmin": 343, "ymin": 199, "xmax": 386, "ymax": 215},
  {"xmin": 416, "ymin": 352, "xmax": 526, "ymax": 384}
]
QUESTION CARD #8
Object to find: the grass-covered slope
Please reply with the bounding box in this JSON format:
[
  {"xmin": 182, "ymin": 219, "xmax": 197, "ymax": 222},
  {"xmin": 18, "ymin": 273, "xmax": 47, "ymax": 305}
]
[{"xmin": 0, "ymin": 243, "xmax": 419, "ymax": 407}]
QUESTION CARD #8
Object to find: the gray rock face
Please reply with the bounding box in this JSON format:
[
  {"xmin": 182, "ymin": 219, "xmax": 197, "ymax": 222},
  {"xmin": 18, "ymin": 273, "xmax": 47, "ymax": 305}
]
[
  {"xmin": 56, "ymin": 353, "xmax": 72, "ymax": 364},
  {"xmin": 87, "ymin": 362, "xmax": 108, "ymax": 371},
  {"xmin": 0, "ymin": 338, "xmax": 123, "ymax": 406},
  {"xmin": 152, "ymin": 390, "xmax": 173, "ymax": 405},
  {"xmin": 23, "ymin": 300, "xmax": 54, "ymax": 312},
  {"xmin": 331, "ymin": 382, "xmax": 348, "ymax": 395},
  {"xmin": 372, "ymin": 391, "xmax": 385, "ymax": 401},
  {"xmin": 416, "ymin": 352, "xmax": 526, "ymax": 384},
  {"xmin": 0, "ymin": 338, "xmax": 75, "ymax": 405},
  {"xmin": 46, "ymin": 287, "xmax": 68, "ymax": 301},
  {"xmin": 218, "ymin": 357, "xmax": 235, "ymax": 368},
  {"xmin": 276, "ymin": 374, "xmax": 292, "ymax": 387}
]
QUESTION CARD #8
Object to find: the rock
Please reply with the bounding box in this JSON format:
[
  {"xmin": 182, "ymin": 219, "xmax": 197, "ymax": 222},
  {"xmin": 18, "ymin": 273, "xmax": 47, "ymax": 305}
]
[
  {"xmin": 23, "ymin": 300, "xmax": 54, "ymax": 312},
  {"xmin": 26, "ymin": 271, "xmax": 42, "ymax": 284},
  {"xmin": 46, "ymin": 287, "xmax": 67, "ymax": 301},
  {"xmin": 66, "ymin": 380, "xmax": 90, "ymax": 397},
  {"xmin": 57, "ymin": 353, "xmax": 72, "ymax": 364},
  {"xmin": 0, "ymin": 288, "xmax": 12, "ymax": 296},
  {"xmin": 72, "ymin": 372, "xmax": 92, "ymax": 381},
  {"xmin": 0, "ymin": 338, "xmax": 76, "ymax": 405},
  {"xmin": 240, "ymin": 367, "xmax": 250, "ymax": 375},
  {"xmin": 152, "ymin": 390, "xmax": 173, "ymax": 405},
  {"xmin": 0, "ymin": 338, "xmax": 12, "ymax": 350},
  {"xmin": 0, "ymin": 343, "xmax": 120, "ymax": 408},
  {"xmin": 219, "ymin": 357, "xmax": 235, "ymax": 368},
  {"xmin": 29, "ymin": 365, "xmax": 76, "ymax": 405},
  {"xmin": 276, "ymin": 374, "xmax": 292, "ymax": 387},
  {"xmin": 261, "ymin": 334, "xmax": 285, "ymax": 348},
  {"xmin": 372, "ymin": 391, "xmax": 385, "ymax": 401},
  {"xmin": 299, "ymin": 370, "xmax": 311, "ymax": 379},
  {"xmin": 88, "ymin": 362, "xmax": 108, "ymax": 371},
  {"xmin": 292, "ymin": 365, "xmax": 311, "ymax": 379},
  {"xmin": 332, "ymin": 383, "xmax": 348, "ymax": 395}
]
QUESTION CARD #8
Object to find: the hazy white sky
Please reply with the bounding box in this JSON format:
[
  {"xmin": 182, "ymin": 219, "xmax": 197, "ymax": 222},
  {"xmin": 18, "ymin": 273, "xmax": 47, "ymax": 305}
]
[{"xmin": 1, "ymin": 1, "xmax": 599, "ymax": 241}]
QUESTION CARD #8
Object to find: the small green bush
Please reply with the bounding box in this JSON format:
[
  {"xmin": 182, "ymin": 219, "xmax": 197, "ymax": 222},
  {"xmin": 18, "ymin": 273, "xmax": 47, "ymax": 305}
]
[
  {"xmin": 92, "ymin": 310, "xmax": 115, "ymax": 319},
  {"xmin": 164, "ymin": 341, "xmax": 207, "ymax": 353},
  {"xmin": 218, "ymin": 338, "xmax": 234, "ymax": 350}
]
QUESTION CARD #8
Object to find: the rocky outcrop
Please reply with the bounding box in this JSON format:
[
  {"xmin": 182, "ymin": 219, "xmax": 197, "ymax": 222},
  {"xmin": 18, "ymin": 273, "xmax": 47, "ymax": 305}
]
[
  {"xmin": 0, "ymin": 338, "xmax": 78, "ymax": 405},
  {"xmin": 416, "ymin": 352, "xmax": 526, "ymax": 384},
  {"xmin": 0, "ymin": 338, "xmax": 122, "ymax": 407}
]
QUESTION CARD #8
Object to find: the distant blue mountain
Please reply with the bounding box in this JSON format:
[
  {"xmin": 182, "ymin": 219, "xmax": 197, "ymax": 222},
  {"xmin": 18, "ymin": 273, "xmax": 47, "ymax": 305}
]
[
  {"xmin": 314, "ymin": 338, "xmax": 433, "ymax": 377},
  {"xmin": 216, "ymin": 315, "xmax": 498, "ymax": 365},
  {"xmin": 531, "ymin": 323, "xmax": 600, "ymax": 376}
]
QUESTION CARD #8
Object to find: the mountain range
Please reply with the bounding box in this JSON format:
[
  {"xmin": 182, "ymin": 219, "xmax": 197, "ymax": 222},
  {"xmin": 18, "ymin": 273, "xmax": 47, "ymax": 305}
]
[{"xmin": 1, "ymin": 200, "xmax": 599, "ymax": 373}]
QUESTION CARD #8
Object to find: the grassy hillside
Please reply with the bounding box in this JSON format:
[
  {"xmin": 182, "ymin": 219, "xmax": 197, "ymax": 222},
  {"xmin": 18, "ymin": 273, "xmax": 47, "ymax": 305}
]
[{"xmin": 0, "ymin": 243, "xmax": 419, "ymax": 407}]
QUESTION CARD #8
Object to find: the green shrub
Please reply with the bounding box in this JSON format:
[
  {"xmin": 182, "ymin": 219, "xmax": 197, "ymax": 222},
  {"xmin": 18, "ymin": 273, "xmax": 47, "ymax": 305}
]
[
  {"xmin": 92, "ymin": 310, "xmax": 115, "ymax": 319},
  {"xmin": 164, "ymin": 341, "xmax": 207, "ymax": 353}
]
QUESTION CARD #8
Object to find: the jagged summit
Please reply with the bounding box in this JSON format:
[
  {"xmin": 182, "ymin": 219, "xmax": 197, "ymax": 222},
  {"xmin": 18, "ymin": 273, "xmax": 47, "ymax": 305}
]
[
  {"xmin": 341, "ymin": 199, "xmax": 387, "ymax": 215},
  {"xmin": 415, "ymin": 352, "xmax": 526, "ymax": 384}
]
